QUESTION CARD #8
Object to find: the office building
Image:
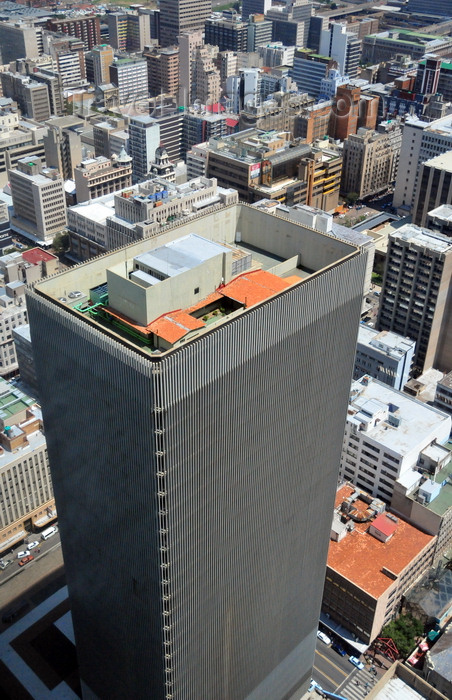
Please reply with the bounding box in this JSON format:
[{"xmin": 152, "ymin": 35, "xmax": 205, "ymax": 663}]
[
  {"xmin": 295, "ymin": 101, "xmax": 332, "ymax": 143},
  {"xmin": 0, "ymin": 280, "xmax": 28, "ymax": 378},
  {"xmin": 319, "ymin": 22, "xmax": 360, "ymax": 78},
  {"xmin": 0, "ymin": 378, "xmax": 56, "ymax": 554},
  {"xmin": 107, "ymin": 11, "xmax": 151, "ymax": 53},
  {"xmin": 205, "ymin": 13, "xmax": 248, "ymax": 52},
  {"xmin": 340, "ymin": 376, "xmax": 451, "ymax": 503},
  {"xmin": 257, "ymin": 42, "xmax": 295, "ymax": 68},
  {"xmin": 42, "ymin": 32, "xmax": 86, "ymax": 89},
  {"xmin": 341, "ymin": 122, "xmax": 402, "ymax": 200},
  {"xmin": 152, "ymin": 110, "xmax": 184, "ymax": 163},
  {"xmin": 12, "ymin": 325, "xmax": 38, "ymax": 397},
  {"xmin": 182, "ymin": 109, "xmax": 232, "ymax": 156},
  {"xmin": 109, "ymin": 57, "xmax": 148, "ymax": 106},
  {"xmin": 391, "ymin": 450, "xmax": 452, "ymax": 564},
  {"xmin": 1, "ymin": 73, "xmax": 51, "ymax": 122},
  {"xmin": 318, "ymin": 68, "xmax": 349, "ymax": 101},
  {"xmin": 74, "ymin": 152, "xmax": 133, "ymax": 203},
  {"xmin": 206, "ymin": 129, "xmax": 342, "ymax": 209},
  {"xmin": 377, "ymin": 224, "xmax": 452, "ymax": 374},
  {"xmin": 354, "ymin": 326, "xmax": 415, "ymax": 391},
  {"xmin": 160, "ymin": 0, "xmax": 212, "ymax": 47},
  {"xmin": 27, "ymin": 196, "xmax": 369, "ymax": 700},
  {"xmin": 144, "ymin": 46, "xmax": 179, "ymax": 98},
  {"xmin": 290, "ymin": 49, "xmax": 333, "ymax": 98},
  {"xmin": 247, "ymin": 14, "xmax": 273, "ymax": 52},
  {"xmin": 329, "ymin": 84, "xmax": 378, "ymax": 142},
  {"xmin": 186, "ymin": 143, "xmax": 208, "ymax": 179},
  {"xmin": 89, "ymin": 44, "xmax": 115, "ymax": 87},
  {"xmin": 46, "ymin": 16, "xmax": 101, "ymax": 51},
  {"xmin": 242, "ymin": 0, "xmax": 272, "ymax": 20},
  {"xmin": 434, "ymin": 371, "xmax": 452, "ymax": 418},
  {"xmin": 266, "ymin": 0, "xmax": 313, "ymax": 48},
  {"xmin": 9, "ymin": 156, "xmax": 67, "ymax": 246},
  {"xmin": 323, "ymin": 482, "xmax": 436, "ymax": 646},
  {"xmin": 178, "ymin": 30, "xmax": 203, "ymax": 106},
  {"xmin": 362, "ymin": 31, "xmax": 452, "ymax": 65},
  {"xmin": 0, "ymin": 247, "xmax": 58, "ymax": 286},
  {"xmin": 0, "ymin": 20, "xmax": 40, "ymax": 64},
  {"xmin": 0, "ymin": 112, "xmax": 47, "ymax": 188},
  {"xmin": 128, "ymin": 115, "xmax": 160, "ymax": 183},
  {"xmin": 43, "ymin": 116, "xmax": 83, "ymax": 180},
  {"xmin": 413, "ymin": 151, "xmax": 452, "ymax": 228},
  {"xmin": 93, "ymin": 117, "xmax": 127, "ymax": 159},
  {"xmin": 192, "ymin": 45, "xmax": 222, "ymax": 106}
]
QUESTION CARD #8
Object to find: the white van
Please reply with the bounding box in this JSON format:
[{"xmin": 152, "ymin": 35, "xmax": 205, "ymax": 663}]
[{"xmin": 41, "ymin": 526, "xmax": 57, "ymax": 541}]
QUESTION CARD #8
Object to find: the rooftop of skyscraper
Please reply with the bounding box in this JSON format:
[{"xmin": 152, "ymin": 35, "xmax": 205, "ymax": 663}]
[
  {"xmin": 32, "ymin": 203, "xmax": 360, "ymax": 356},
  {"xmin": 391, "ymin": 223, "xmax": 452, "ymax": 253}
]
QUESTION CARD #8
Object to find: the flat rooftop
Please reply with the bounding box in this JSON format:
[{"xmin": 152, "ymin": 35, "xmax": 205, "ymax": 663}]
[
  {"xmin": 423, "ymin": 150, "xmax": 452, "ymax": 172},
  {"xmin": 357, "ymin": 326, "xmax": 416, "ymax": 360},
  {"xmin": 329, "ymin": 485, "xmax": 434, "ymax": 599},
  {"xmin": 391, "ymin": 224, "xmax": 452, "ymax": 254},
  {"xmin": 348, "ymin": 377, "xmax": 451, "ymax": 456},
  {"xmin": 31, "ymin": 204, "xmax": 359, "ymax": 358}
]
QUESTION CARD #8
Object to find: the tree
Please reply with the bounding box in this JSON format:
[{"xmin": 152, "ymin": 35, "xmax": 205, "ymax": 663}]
[
  {"xmin": 381, "ymin": 614, "xmax": 424, "ymax": 658},
  {"xmin": 346, "ymin": 192, "xmax": 359, "ymax": 205},
  {"xmin": 52, "ymin": 231, "xmax": 69, "ymax": 255}
]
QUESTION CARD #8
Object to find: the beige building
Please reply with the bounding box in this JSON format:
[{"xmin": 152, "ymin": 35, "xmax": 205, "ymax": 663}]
[
  {"xmin": 341, "ymin": 123, "xmax": 401, "ymax": 200},
  {"xmin": 144, "ymin": 45, "xmax": 180, "ymax": 98},
  {"xmin": 9, "ymin": 156, "xmax": 67, "ymax": 246},
  {"xmin": 91, "ymin": 44, "xmax": 114, "ymax": 87},
  {"xmin": 413, "ymin": 151, "xmax": 452, "ymax": 228},
  {"xmin": 0, "ymin": 281, "xmax": 28, "ymax": 378},
  {"xmin": 74, "ymin": 151, "xmax": 133, "ymax": 203},
  {"xmin": 0, "ymin": 378, "xmax": 56, "ymax": 555},
  {"xmin": 323, "ymin": 484, "xmax": 436, "ymax": 647},
  {"xmin": 43, "ymin": 115, "xmax": 83, "ymax": 180},
  {"xmin": 377, "ymin": 224, "xmax": 452, "ymax": 374},
  {"xmin": 193, "ymin": 45, "xmax": 222, "ymax": 106},
  {"xmin": 178, "ymin": 30, "xmax": 203, "ymax": 105}
]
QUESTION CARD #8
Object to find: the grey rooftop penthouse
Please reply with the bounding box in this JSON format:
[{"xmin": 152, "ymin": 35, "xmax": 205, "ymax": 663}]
[{"xmin": 31, "ymin": 203, "xmax": 361, "ymax": 354}]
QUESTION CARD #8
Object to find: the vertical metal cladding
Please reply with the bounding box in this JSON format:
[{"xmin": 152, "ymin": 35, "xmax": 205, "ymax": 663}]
[{"xmin": 26, "ymin": 249, "xmax": 367, "ymax": 700}]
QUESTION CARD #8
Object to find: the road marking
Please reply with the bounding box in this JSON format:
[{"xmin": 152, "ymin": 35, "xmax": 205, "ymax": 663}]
[
  {"xmin": 312, "ymin": 664, "xmax": 339, "ymax": 686},
  {"xmin": 315, "ymin": 649, "xmax": 348, "ymax": 676}
]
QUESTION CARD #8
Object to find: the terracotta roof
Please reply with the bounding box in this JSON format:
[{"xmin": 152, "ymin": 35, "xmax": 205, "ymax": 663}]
[
  {"xmin": 206, "ymin": 102, "xmax": 225, "ymax": 113},
  {"xmin": 372, "ymin": 513, "xmax": 398, "ymax": 537},
  {"xmin": 22, "ymin": 248, "xmax": 56, "ymax": 264},
  {"xmin": 220, "ymin": 269, "xmax": 294, "ymax": 307},
  {"xmin": 226, "ymin": 118, "xmax": 239, "ymax": 127},
  {"xmin": 328, "ymin": 485, "xmax": 434, "ymax": 599}
]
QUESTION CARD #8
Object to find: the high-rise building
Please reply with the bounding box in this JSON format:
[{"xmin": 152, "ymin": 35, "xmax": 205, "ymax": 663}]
[
  {"xmin": 178, "ymin": 30, "xmax": 203, "ymax": 106},
  {"xmin": 1, "ymin": 72, "xmax": 51, "ymax": 122},
  {"xmin": 192, "ymin": 45, "xmax": 221, "ymax": 106},
  {"xmin": 27, "ymin": 201, "xmax": 369, "ymax": 700},
  {"xmin": 266, "ymin": 0, "xmax": 313, "ymax": 48},
  {"xmin": 160, "ymin": 0, "xmax": 212, "ymax": 47},
  {"xmin": 0, "ymin": 377, "xmax": 57, "ymax": 554},
  {"xmin": 247, "ymin": 14, "xmax": 273, "ymax": 53},
  {"xmin": 319, "ymin": 22, "xmax": 360, "ymax": 78},
  {"xmin": 9, "ymin": 156, "xmax": 67, "ymax": 246},
  {"xmin": 107, "ymin": 11, "xmax": 151, "ymax": 53},
  {"xmin": 144, "ymin": 46, "xmax": 180, "ymax": 98},
  {"xmin": 0, "ymin": 20, "xmax": 40, "ymax": 64},
  {"xmin": 46, "ymin": 16, "xmax": 101, "ymax": 51},
  {"xmin": 290, "ymin": 49, "xmax": 333, "ymax": 98},
  {"xmin": 413, "ymin": 151, "xmax": 452, "ymax": 228},
  {"xmin": 89, "ymin": 44, "xmax": 115, "ymax": 87},
  {"xmin": 42, "ymin": 32, "xmax": 86, "ymax": 89},
  {"xmin": 109, "ymin": 57, "xmax": 148, "ymax": 106},
  {"xmin": 43, "ymin": 116, "xmax": 83, "ymax": 180},
  {"xmin": 205, "ymin": 13, "xmax": 248, "ymax": 52},
  {"xmin": 242, "ymin": 0, "xmax": 272, "ymax": 20},
  {"xmin": 354, "ymin": 326, "xmax": 416, "ymax": 391},
  {"xmin": 128, "ymin": 115, "xmax": 160, "ymax": 183},
  {"xmin": 0, "ymin": 281, "xmax": 28, "ymax": 379},
  {"xmin": 377, "ymin": 224, "xmax": 452, "ymax": 374}
]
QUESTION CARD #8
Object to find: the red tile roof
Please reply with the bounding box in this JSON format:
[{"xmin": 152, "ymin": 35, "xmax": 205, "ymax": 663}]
[
  {"xmin": 220, "ymin": 269, "xmax": 294, "ymax": 307},
  {"xmin": 22, "ymin": 248, "xmax": 57, "ymax": 265},
  {"xmin": 149, "ymin": 311, "xmax": 204, "ymax": 343},
  {"xmin": 372, "ymin": 513, "xmax": 398, "ymax": 537},
  {"xmin": 226, "ymin": 118, "xmax": 239, "ymax": 128},
  {"xmin": 328, "ymin": 485, "xmax": 434, "ymax": 598}
]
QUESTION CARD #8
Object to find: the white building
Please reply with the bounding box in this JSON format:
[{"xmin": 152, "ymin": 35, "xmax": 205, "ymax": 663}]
[
  {"xmin": 319, "ymin": 22, "xmax": 360, "ymax": 77},
  {"xmin": 354, "ymin": 326, "xmax": 416, "ymax": 391},
  {"xmin": 340, "ymin": 376, "xmax": 451, "ymax": 502},
  {"xmin": 9, "ymin": 156, "xmax": 67, "ymax": 246},
  {"xmin": 393, "ymin": 113, "xmax": 452, "ymax": 215},
  {"xmin": 186, "ymin": 142, "xmax": 208, "ymax": 179},
  {"xmin": 319, "ymin": 68, "xmax": 350, "ymax": 100},
  {"xmin": 128, "ymin": 115, "xmax": 160, "ymax": 184},
  {"xmin": 0, "ymin": 281, "xmax": 28, "ymax": 377}
]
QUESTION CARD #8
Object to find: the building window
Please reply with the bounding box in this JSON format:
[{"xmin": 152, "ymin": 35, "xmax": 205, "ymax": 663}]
[{"xmin": 194, "ymin": 287, "xmax": 199, "ymax": 294}]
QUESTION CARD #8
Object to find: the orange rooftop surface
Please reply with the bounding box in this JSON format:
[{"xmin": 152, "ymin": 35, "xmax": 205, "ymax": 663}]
[{"xmin": 329, "ymin": 485, "xmax": 434, "ymax": 599}]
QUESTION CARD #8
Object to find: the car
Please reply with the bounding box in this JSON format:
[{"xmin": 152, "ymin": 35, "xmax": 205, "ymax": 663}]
[
  {"xmin": 317, "ymin": 631, "xmax": 331, "ymax": 645},
  {"xmin": 27, "ymin": 541, "xmax": 39, "ymax": 550},
  {"xmin": 0, "ymin": 559, "xmax": 12, "ymax": 570},
  {"xmin": 18, "ymin": 555, "xmax": 34, "ymax": 567},
  {"xmin": 332, "ymin": 641, "xmax": 346, "ymax": 656},
  {"xmin": 17, "ymin": 550, "xmax": 30, "ymax": 559},
  {"xmin": 349, "ymin": 656, "xmax": 365, "ymax": 670}
]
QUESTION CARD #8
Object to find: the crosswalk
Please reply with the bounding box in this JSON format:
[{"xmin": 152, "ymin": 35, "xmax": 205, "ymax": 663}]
[{"xmin": 336, "ymin": 666, "xmax": 378, "ymax": 700}]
